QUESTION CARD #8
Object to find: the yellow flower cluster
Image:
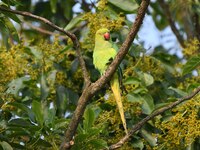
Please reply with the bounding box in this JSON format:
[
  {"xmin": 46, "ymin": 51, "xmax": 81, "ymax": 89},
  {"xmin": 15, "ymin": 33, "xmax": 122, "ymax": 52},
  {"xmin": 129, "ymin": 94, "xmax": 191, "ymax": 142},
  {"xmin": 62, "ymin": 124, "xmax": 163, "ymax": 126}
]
[
  {"xmin": 0, "ymin": 44, "xmax": 29, "ymax": 92},
  {"xmin": 155, "ymin": 95, "xmax": 200, "ymax": 148},
  {"xmin": 0, "ymin": 38, "xmax": 84, "ymax": 104},
  {"xmin": 124, "ymin": 56, "xmax": 165, "ymax": 84},
  {"xmin": 183, "ymin": 38, "xmax": 200, "ymax": 58},
  {"xmin": 178, "ymin": 75, "xmax": 200, "ymax": 91},
  {"xmin": 97, "ymin": 0, "xmax": 108, "ymax": 11},
  {"xmin": 170, "ymin": 0, "xmax": 193, "ymax": 11},
  {"xmin": 34, "ymin": 40, "xmax": 83, "ymax": 93}
]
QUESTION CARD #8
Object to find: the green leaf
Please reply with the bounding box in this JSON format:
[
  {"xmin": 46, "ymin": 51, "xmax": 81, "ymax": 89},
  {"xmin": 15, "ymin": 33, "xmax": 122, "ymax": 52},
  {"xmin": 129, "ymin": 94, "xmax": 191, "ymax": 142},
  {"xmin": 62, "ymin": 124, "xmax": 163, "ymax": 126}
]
[
  {"xmin": 124, "ymin": 77, "xmax": 140, "ymax": 85},
  {"xmin": 87, "ymin": 128, "xmax": 101, "ymax": 137},
  {"xmin": 83, "ymin": 107, "xmax": 95, "ymax": 132},
  {"xmin": 0, "ymin": 120, "xmax": 7, "ymax": 129},
  {"xmin": 40, "ymin": 74, "xmax": 49, "ymax": 100},
  {"xmin": 6, "ymin": 77, "xmax": 30, "ymax": 96},
  {"xmin": 143, "ymin": 73, "xmax": 154, "ymax": 86},
  {"xmin": 46, "ymin": 70, "xmax": 57, "ymax": 87},
  {"xmin": 33, "ymin": 138, "xmax": 52, "ymax": 147},
  {"xmin": 88, "ymin": 139, "xmax": 108, "ymax": 149},
  {"xmin": 56, "ymin": 86, "xmax": 68, "ymax": 116},
  {"xmin": 127, "ymin": 93, "xmax": 142, "ymax": 103},
  {"xmin": 108, "ymin": 0, "xmax": 138, "ymax": 13},
  {"xmin": 32, "ymin": 100, "xmax": 44, "ymax": 126},
  {"xmin": 127, "ymin": 93, "xmax": 154, "ymax": 115},
  {"xmin": 1, "ymin": 34, "xmax": 9, "ymax": 49},
  {"xmin": 137, "ymin": 72, "xmax": 154, "ymax": 86},
  {"xmin": 132, "ymin": 87, "xmax": 148, "ymax": 94},
  {"xmin": 129, "ymin": 44, "xmax": 146, "ymax": 58},
  {"xmin": 60, "ymin": 0, "xmax": 75, "ymax": 20},
  {"xmin": 1, "ymin": 0, "xmax": 22, "ymax": 6},
  {"xmin": 54, "ymin": 118, "xmax": 69, "ymax": 130},
  {"xmin": 132, "ymin": 139, "xmax": 144, "ymax": 150},
  {"xmin": 70, "ymin": 58, "xmax": 79, "ymax": 74},
  {"xmin": 104, "ymin": 6, "xmax": 119, "ymax": 20},
  {"xmin": 64, "ymin": 14, "xmax": 83, "ymax": 31},
  {"xmin": 7, "ymin": 128, "xmax": 29, "ymax": 137},
  {"xmin": 0, "ymin": 141, "xmax": 13, "ymax": 150},
  {"xmin": 50, "ymin": 0, "xmax": 57, "ymax": 13},
  {"xmin": 44, "ymin": 108, "xmax": 56, "ymax": 127},
  {"xmin": 142, "ymin": 94, "xmax": 154, "ymax": 115},
  {"xmin": 56, "ymin": 85, "xmax": 79, "ymax": 116},
  {"xmin": 151, "ymin": 2, "xmax": 168, "ymax": 30},
  {"xmin": 28, "ymin": 46, "xmax": 43, "ymax": 60},
  {"xmin": 77, "ymin": 124, "xmax": 85, "ymax": 134},
  {"xmin": 74, "ymin": 133, "xmax": 89, "ymax": 144},
  {"xmin": 8, "ymin": 102, "xmax": 35, "ymax": 121},
  {"xmin": 3, "ymin": 17, "xmax": 19, "ymax": 42},
  {"xmin": 168, "ymin": 87, "xmax": 188, "ymax": 97},
  {"xmin": 8, "ymin": 118, "xmax": 32, "ymax": 128},
  {"xmin": 182, "ymin": 55, "xmax": 200, "ymax": 75},
  {"xmin": 5, "ymin": 143, "xmax": 24, "ymax": 149},
  {"xmin": 140, "ymin": 129, "xmax": 157, "ymax": 146},
  {"xmin": 1, "ymin": 11, "xmax": 21, "ymax": 23}
]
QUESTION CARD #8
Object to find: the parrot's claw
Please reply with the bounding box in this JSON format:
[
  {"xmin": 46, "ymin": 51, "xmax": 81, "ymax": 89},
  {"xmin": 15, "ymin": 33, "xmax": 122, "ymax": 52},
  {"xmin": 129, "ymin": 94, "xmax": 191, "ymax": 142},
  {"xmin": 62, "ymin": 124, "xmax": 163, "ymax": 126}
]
[{"xmin": 106, "ymin": 57, "xmax": 113, "ymax": 66}]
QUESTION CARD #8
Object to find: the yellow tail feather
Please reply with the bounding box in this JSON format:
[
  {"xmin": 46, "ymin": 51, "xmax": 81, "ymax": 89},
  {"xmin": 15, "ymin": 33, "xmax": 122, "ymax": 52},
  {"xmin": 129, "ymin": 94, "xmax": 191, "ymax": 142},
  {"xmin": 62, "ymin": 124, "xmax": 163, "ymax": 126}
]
[{"xmin": 111, "ymin": 73, "xmax": 128, "ymax": 134}]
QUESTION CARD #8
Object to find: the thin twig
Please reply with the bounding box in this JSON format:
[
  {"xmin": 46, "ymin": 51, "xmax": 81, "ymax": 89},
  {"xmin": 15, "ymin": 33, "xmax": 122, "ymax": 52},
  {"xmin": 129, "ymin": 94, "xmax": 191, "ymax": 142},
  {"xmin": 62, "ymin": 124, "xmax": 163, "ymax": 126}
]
[
  {"xmin": 0, "ymin": 6, "xmax": 91, "ymax": 84},
  {"xmin": 109, "ymin": 86, "xmax": 200, "ymax": 149},
  {"xmin": 24, "ymin": 22, "xmax": 67, "ymax": 39},
  {"xmin": 158, "ymin": 0, "xmax": 185, "ymax": 48}
]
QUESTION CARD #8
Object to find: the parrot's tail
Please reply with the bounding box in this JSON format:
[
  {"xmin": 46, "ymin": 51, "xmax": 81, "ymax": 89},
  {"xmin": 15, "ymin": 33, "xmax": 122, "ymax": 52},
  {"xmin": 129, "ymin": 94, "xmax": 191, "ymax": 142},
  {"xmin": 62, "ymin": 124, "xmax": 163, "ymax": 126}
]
[{"xmin": 111, "ymin": 73, "xmax": 128, "ymax": 135}]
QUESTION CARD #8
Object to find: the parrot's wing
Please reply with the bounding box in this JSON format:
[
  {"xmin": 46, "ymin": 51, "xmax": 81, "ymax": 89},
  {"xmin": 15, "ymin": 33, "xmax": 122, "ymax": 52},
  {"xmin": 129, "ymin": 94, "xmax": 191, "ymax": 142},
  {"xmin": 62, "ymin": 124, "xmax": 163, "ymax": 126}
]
[{"xmin": 111, "ymin": 41, "xmax": 119, "ymax": 52}]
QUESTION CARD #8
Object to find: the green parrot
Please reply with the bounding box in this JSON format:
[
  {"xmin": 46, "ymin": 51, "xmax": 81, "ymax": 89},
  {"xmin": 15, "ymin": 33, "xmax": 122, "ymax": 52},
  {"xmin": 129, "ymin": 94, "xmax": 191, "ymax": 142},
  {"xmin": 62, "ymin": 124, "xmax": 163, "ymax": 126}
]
[{"xmin": 93, "ymin": 28, "xmax": 128, "ymax": 134}]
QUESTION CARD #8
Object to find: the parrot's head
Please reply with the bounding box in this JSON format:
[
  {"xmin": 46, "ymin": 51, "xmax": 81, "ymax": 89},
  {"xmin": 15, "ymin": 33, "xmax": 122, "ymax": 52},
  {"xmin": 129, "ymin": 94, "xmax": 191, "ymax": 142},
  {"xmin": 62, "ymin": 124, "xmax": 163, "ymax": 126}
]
[{"xmin": 95, "ymin": 28, "xmax": 110, "ymax": 41}]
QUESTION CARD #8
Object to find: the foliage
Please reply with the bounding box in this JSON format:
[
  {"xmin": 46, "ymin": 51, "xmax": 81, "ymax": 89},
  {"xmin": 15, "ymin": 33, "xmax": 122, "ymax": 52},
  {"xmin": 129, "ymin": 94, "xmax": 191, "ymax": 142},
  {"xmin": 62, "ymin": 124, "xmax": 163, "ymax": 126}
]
[
  {"xmin": 155, "ymin": 95, "xmax": 200, "ymax": 149},
  {"xmin": 0, "ymin": 0, "xmax": 200, "ymax": 149}
]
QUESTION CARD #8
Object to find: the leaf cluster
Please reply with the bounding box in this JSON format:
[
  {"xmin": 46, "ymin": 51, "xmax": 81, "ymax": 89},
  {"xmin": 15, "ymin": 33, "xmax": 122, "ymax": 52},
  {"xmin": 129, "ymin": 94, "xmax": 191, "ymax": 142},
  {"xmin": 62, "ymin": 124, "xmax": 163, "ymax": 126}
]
[{"xmin": 0, "ymin": 0, "xmax": 200, "ymax": 149}]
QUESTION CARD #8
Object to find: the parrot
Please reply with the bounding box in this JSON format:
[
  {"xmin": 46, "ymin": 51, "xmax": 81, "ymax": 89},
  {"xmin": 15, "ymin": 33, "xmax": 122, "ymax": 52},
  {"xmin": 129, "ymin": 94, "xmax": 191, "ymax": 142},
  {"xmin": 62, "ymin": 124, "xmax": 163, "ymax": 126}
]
[{"xmin": 93, "ymin": 28, "xmax": 128, "ymax": 134}]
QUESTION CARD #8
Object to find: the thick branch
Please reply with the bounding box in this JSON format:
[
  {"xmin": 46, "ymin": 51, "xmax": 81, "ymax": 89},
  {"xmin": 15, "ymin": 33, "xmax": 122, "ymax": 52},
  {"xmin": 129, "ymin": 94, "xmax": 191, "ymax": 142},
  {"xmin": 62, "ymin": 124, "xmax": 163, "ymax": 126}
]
[
  {"xmin": 63, "ymin": 0, "xmax": 150, "ymax": 149},
  {"xmin": 0, "ymin": 6, "xmax": 90, "ymax": 84},
  {"xmin": 109, "ymin": 86, "xmax": 200, "ymax": 149},
  {"xmin": 158, "ymin": 0, "xmax": 185, "ymax": 48}
]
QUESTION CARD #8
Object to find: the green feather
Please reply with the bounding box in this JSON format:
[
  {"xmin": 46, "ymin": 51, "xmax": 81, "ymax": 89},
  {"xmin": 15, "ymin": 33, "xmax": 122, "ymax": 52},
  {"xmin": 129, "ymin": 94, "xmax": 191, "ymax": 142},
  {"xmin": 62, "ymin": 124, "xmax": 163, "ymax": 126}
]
[{"xmin": 93, "ymin": 28, "xmax": 128, "ymax": 134}]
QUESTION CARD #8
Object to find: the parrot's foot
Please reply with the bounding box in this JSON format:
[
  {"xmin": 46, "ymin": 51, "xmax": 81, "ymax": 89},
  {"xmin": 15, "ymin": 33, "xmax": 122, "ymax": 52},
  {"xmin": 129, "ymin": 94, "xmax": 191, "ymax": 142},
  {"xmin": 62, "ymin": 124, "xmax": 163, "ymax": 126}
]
[{"xmin": 106, "ymin": 57, "xmax": 113, "ymax": 66}]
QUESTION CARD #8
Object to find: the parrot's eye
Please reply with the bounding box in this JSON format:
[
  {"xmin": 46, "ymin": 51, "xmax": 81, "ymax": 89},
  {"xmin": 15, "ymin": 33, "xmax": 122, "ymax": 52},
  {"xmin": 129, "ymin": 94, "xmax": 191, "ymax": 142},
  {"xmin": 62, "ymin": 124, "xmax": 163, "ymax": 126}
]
[{"xmin": 104, "ymin": 32, "xmax": 110, "ymax": 40}]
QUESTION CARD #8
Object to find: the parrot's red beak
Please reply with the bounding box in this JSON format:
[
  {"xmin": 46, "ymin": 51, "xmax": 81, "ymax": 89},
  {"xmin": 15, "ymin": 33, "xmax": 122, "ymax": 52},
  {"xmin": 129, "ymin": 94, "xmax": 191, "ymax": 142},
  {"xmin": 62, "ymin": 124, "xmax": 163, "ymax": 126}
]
[{"xmin": 104, "ymin": 32, "xmax": 110, "ymax": 40}]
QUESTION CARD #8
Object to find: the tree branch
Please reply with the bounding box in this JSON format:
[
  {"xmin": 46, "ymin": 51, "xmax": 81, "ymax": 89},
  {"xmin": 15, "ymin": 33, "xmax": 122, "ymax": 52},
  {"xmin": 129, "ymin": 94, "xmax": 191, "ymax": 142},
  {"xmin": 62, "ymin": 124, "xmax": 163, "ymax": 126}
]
[
  {"xmin": 23, "ymin": 21, "xmax": 67, "ymax": 39},
  {"xmin": 158, "ymin": 0, "xmax": 185, "ymax": 48},
  {"xmin": 0, "ymin": 6, "xmax": 91, "ymax": 84},
  {"xmin": 62, "ymin": 0, "xmax": 150, "ymax": 149},
  {"xmin": 109, "ymin": 86, "xmax": 200, "ymax": 149}
]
